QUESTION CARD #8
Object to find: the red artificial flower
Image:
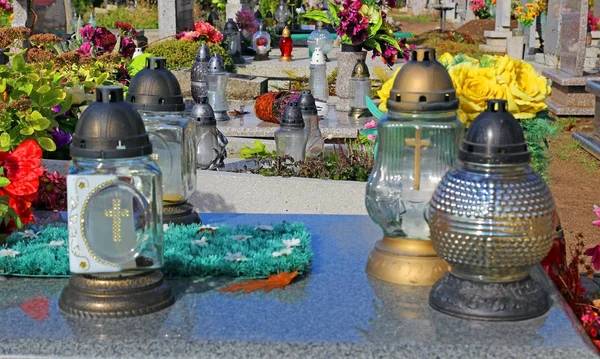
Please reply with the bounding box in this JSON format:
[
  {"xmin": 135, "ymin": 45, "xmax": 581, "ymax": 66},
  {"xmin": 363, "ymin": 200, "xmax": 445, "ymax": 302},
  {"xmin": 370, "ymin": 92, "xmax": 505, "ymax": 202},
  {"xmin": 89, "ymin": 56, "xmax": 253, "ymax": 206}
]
[
  {"xmin": 0, "ymin": 139, "xmax": 44, "ymax": 225},
  {"xmin": 585, "ymin": 244, "xmax": 600, "ymax": 271}
]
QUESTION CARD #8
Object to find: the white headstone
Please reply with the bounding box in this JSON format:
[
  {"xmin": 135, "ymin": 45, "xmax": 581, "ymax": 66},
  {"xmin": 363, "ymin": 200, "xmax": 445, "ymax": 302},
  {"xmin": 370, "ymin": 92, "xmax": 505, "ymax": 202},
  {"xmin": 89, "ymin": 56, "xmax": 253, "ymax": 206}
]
[
  {"xmin": 158, "ymin": 0, "xmax": 194, "ymax": 39},
  {"xmin": 558, "ymin": 0, "xmax": 588, "ymax": 76},
  {"xmin": 495, "ymin": 0, "xmax": 512, "ymax": 32},
  {"xmin": 226, "ymin": 0, "xmax": 249, "ymax": 21}
]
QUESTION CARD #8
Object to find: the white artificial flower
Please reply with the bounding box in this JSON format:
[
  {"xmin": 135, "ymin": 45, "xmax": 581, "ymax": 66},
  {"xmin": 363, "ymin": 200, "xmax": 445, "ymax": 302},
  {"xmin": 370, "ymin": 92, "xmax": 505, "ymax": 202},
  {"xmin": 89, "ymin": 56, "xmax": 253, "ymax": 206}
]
[
  {"xmin": 199, "ymin": 224, "xmax": 219, "ymax": 231},
  {"xmin": 272, "ymin": 247, "xmax": 294, "ymax": 257},
  {"xmin": 19, "ymin": 230, "xmax": 39, "ymax": 239},
  {"xmin": 191, "ymin": 236, "xmax": 209, "ymax": 247},
  {"xmin": 163, "ymin": 224, "xmax": 170, "ymax": 232},
  {"xmin": 0, "ymin": 249, "xmax": 20, "ymax": 257},
  {"xmin": 231, "ymin": 235, "xmax": 253, "ymax": 241},
  {"xmin": 283, "ymin": 238, "xmax": 301, "ymax": 248},
  {"xmin": 224, "ymin": 252, "xmax": 248, "ymax": 262},
  {"xmin": 47, "ymin": 240, "xmax": 65, "ymax": 247},
  {"xmin": 255, "ymin": 225, "xmax": 274, "ymax": 231}
]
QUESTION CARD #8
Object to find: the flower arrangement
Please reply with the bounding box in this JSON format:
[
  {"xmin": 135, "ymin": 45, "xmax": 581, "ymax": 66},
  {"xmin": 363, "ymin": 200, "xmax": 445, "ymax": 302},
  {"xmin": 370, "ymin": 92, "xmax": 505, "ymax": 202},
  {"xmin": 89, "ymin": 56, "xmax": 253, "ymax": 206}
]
[
  {"xmin": 76, "ymin": 22, "xmax": 137, "ymax": 59},
  {"xmin": 32, "ymin": 170, "xmax": 67, "ymax": 211},
  {"xmin": 513, "ymin": 0, "xmax": 546, "ymax": 27},
  {"xmin": 175, "ymin": 21, "xmax": 224, "ymax": 44},
  {"xmin": 470, "ymin": 0, "xmax": 491, "ymax": 19},
  {"xmin": 0, "ymin": 0, "xmax": 13, "ymax": 22},
  {"xmin": 254, "ymin": 91, "xmax": 301, "ymax": 124},
  {"xmin": 589, "ymin": 12, "xmax": 600, "ymax": 31},
  {"xmin": 303, "ymin": 0, "xmax": 401, "ymax": 66},
  {"xmin": 236, "ymin": 10, "xmax": 259, "ymax": 38}
]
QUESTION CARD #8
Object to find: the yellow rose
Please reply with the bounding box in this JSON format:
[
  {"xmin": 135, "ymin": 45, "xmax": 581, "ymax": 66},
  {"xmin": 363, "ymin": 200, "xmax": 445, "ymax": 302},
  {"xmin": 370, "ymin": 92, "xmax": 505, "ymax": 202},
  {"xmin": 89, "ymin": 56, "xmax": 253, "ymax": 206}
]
[
  {"xmin": 508, "ymin": 60, "xmax": 551, "ymax": 118},
  {"xmin": 377, "ymin": 66, "xmax": 402, "ymax": 113},
  {"xmin": 449, "ymin": 62, "xmax": 504, "ymax": 125},
  {"xmin": 438, "ymin": 52, "xmax": 454, "ymax": 68},
  {"xmin": 492, "ymin": 55, "xmax": 520, "ymax": 114}
]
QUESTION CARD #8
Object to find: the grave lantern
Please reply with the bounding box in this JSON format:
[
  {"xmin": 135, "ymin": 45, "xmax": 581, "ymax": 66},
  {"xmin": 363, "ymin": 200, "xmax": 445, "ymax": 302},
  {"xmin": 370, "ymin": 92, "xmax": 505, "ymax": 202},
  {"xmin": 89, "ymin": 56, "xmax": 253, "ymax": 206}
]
[
  {"xmin": 191, "ymin": 96, "xmax": 228, "ymax": 170},
  {"xmin": 252, "ymin": 21, "xmax": 271, "ymax": 61},
  {"xmin": 428, "ymin": 99, "xmax": 556, "ymax": 321},
  {"xmin": 275, "ymin": 101, "xmax": 308, "ymax": 161},
  {"xmin": 205, "ymin": 54, "xmax": 230, "ymax": 122},
  {"xmin": 273, "ymin": 0, "xmax": 291, "ymax": 31},
  {"xmin": 279, "ymin": 26, "xmax": 293, "ymax": 62},
  {"xmin": 365, "ymin": 47, "xmax": 463, "ymax": 286},
  {"xmin": 224, "ymin": 18, "xmax": 245, "ymax": 64},
  {"xmin": 59, "ymin": 85, "xmax": 174, "ymax": 318},
  {"xmin": 308, "ymin": 47, "xmax": 329, "ymax": 117},
  {"xmin": 126, "ymin": 57, "xmax": 200, "ymax": 225},
  {"xmin": 307, "ymin": 21, "xmax": 333, "ymax": 60},
  {"xmin": 298, "ymin": 90, "xmax": 324, "ymax": 158},
  {"xmin": 191, "ymin": 44, "xmax": 211, "ymax": 102},
  {"xmin": 349, "ymin": 58, "xmax": 371, "ymax": 120}
]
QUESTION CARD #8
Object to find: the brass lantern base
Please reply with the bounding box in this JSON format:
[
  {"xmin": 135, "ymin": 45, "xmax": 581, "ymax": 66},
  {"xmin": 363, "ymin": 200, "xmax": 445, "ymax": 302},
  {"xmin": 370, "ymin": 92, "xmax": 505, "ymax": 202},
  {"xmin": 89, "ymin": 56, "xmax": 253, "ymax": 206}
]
[
  {"xmin": 164, "ymin": 201, "xmax": 201, "ymax": 225},
  {"xmin": 349, "ymin": 107, "xmax": 371, "ymax": 120},
  {"xmin": 429, "ymin": 273, "xmax": 550, "ymax": 321},
  {"xmin": 214, "ymin": 111, "xmax": 230, "ymax": 122},
  {"xmin": 279, "ymin": 55, "xmax": 292, "ymax": 62},
  {"xmin": 59, "ymin": 270, "xmax": 175, "ymax": 318},
  {"xmin": 254, "ymin": 53, "xmax": 269, "ymax": 61},
  {"xmin": 366, "ymin": 236, "xmax": 448, "ymax": 286}
]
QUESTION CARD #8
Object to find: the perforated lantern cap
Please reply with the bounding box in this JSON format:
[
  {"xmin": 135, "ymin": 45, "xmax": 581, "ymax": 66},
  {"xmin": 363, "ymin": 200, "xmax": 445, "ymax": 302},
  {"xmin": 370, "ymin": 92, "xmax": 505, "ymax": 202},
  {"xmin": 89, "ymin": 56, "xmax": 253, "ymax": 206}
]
[
  {"xmin": 311, "ymin": 47, "xmax": 326, "ymax": 65},
  {"xmin": 71, "ymin": 86, "xmax": 152, "ymax": 159},
  {"xmin": 225, "ymin": 18, "xmax": 239, "ymax": 32},
  {"xmin": 459, "ymin": 99, "xmax": 530, "ymax": 165},
  {"xmin": 207, "ymin": 55, "xmax": 226, "ymax": 73},
  {"xmin": 298, "ymin": 90, "xmax": 317, "ymax": 115},
  {"xmin": 195, "ymin": 43, "xmax": 211, "ymax": 62},
  {"xmin": 190, "ymin": 97, "xmax": 216, "ymax": 126},
  {"xmin": 280, "ymin": 102, "xmax": 305, "ymax": 129},
  {"xmin": 387, "ymin": 47, "xmax": 458, "ymax": 113},
  {"xmin": 126, "ymin": 57, "xmax": 185, "ymax": 112}
]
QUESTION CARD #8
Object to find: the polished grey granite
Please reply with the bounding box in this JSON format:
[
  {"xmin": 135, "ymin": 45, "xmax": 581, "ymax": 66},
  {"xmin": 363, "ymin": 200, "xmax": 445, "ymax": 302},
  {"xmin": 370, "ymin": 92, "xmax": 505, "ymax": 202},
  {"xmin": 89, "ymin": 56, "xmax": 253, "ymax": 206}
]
[{"xmin": 0, "ymin": 213, "xmax": 597, "ymax": 358}]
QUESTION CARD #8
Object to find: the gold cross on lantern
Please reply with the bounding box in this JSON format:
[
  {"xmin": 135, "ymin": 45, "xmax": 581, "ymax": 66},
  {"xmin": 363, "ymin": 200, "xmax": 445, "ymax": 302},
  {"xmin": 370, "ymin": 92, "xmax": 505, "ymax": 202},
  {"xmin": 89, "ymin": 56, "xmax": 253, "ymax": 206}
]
[
  {"xmin": 404, "ymin": 128, "xmax": 431, "ymax": 191},
  {"xmin": 104, "ymin": 198, "xmax": 130, "ymax": 242}
]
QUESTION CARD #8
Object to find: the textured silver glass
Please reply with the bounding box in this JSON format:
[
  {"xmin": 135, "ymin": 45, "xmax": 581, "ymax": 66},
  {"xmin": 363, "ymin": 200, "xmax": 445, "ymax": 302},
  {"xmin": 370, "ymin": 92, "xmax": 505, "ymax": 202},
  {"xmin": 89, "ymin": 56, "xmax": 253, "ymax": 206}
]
[
  {"xmin": 428, "ymin": 163, "xmax": 556, "ymax": 282},
  {"xmin": 307, "ymin": 27, "xmax": 333, "ymax": 57},
  {"xmin": 225, "ymin": 30, "xmax": 241, "ymax": 57},
  {"xmin": 352, "ymin": 77, "xmax": 370, "ymax": 110},
  {"xmin": 303, "ymin": 112, "xmax": 324, "ymax": 158},
  {"xmin": 205, "ymin": 73, "xmax": 229, "ymax": 113},
  {"xmin": 275, "ymin": 127, "xmax": 308, "ymax": 162}
]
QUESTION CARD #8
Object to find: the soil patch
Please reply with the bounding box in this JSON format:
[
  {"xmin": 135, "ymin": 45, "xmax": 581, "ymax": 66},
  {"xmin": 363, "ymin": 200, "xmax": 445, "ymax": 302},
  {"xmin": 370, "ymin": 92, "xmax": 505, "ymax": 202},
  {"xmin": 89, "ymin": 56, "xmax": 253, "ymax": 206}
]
[{"xmin": 456, "ymin": 19, "xmax": 519, "ymax": 41}]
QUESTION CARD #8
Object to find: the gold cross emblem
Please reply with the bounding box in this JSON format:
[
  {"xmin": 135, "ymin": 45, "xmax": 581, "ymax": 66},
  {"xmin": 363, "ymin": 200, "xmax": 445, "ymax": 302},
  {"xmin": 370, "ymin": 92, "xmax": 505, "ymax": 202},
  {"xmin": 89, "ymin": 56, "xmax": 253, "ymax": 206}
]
[
  {"xmin": 104, "ymin": 198, "xmax": 130, "ymax": 242},
  {"xmin": 404, "ymin": 128, "xmax": 431, "ymax": 191}
]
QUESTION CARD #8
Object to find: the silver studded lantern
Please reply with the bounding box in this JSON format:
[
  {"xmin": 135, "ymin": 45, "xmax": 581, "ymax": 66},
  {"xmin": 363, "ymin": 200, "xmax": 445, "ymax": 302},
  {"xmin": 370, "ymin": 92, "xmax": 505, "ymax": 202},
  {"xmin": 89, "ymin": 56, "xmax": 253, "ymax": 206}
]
[
  {"xmin": 191, "ymin": 44, "xmax": 211, "ymax": 103},
  {"xmin": 191, "ymin": 96, "xmax": 228, "ymax": 170},
  {"xmin": 428, "ymin": 99, "xmax": 557, "ymax": 321}
]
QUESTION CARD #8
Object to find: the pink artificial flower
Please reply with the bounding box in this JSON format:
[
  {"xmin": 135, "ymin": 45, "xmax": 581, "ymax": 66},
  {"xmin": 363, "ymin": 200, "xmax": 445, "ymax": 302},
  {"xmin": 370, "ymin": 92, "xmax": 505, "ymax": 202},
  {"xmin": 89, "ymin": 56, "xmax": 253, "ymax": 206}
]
[
  {"xmin": 181, "ymin": 31, "xmax": 201, "ymax": 41},
  {"xmin": 593, "ymin": 204, "xmax": 600, "ymax": 227},
  {"xmin": 119, "ymin": 37, "xmax": 136, "ymax": 58},
  {"xmin": 364, "ymin": 120, "xmax": 377, "ymax": 129},
  {"xmin": 76, "ymin": 41, "xmax": 92, "ymax": 56},
  {"xmin": 79, "ymin": 25, "xmax": 95, "ymax": 40},
  {"xmin": 585, "ymin": 244, "xmax": 600, "ymax": 271}
]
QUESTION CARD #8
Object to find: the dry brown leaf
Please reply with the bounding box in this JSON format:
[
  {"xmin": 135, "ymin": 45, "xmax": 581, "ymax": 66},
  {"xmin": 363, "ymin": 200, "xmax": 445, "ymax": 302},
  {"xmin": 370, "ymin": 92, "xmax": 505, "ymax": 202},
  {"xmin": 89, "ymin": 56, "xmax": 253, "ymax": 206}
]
[{"xmin": 218, "ymin": 271, "xmax": 299, "ymax": 294}]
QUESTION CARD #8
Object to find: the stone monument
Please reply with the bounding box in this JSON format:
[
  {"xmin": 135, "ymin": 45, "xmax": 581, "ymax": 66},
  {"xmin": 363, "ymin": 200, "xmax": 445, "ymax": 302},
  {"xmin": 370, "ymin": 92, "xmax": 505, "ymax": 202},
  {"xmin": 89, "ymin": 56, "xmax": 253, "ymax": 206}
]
[
  {"xmin": 535, "ymin": 0, "xmax": 561, "ymax": 66},
  {"xmin": 12, "ymin": 0, "xmax": 35, "ymax": 28},
  {"xmin": 480, "ymin": 0, "xmax": 512, "ymax": 53},
  {"xmin": 32, "ymin": 0, "xmax": 68, "ymax": 38},
  {"xmin": 158, "ymin": 0, "xmax": 194, "ymax": 39},
  {"xmin": 543, "ymin": 0, "xmax": 600, "ymax": 116},
  {"xmin": 574, "ymin": 81, "xmax": 600, "ymax": 158},
  {"xmin": 226, "ymin": 0, "xmax": 249, "ymax": 22}
]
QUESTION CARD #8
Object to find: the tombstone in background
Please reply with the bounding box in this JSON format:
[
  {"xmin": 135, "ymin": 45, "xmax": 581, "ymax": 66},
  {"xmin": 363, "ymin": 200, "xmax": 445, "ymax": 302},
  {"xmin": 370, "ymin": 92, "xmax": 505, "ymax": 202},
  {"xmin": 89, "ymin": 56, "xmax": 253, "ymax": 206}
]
[
  {"xmin": 543, "ymin": 0, "xmax": 600, "ymax": 116},
  {"xmin": 480, "ymin": 0, "xmax": 512, "ymax": 53},
  {"xmin": 226, "ymin": 0, "xmax": 249, "ymax": 21},
  {"xmin": 11, "ymin": 0, "xmax": 35, "ymax": 28},
  {"xmin": 158, "ymin": 0, "xmax": 194, "ymax": 39},
  {"xmin": 536, "ymin": 0, "xmax": 561, "ymax": 66},
  {"xmin": 32, "ymin": 0, "xmax": 68, "ymax": 38},
  {"xmin": 574, "ymin": 81, "xmax": 600, "ymax": 159},
  {"xmin": 454, "ymin": 0, "xmax": 475, "ymax": 26}
]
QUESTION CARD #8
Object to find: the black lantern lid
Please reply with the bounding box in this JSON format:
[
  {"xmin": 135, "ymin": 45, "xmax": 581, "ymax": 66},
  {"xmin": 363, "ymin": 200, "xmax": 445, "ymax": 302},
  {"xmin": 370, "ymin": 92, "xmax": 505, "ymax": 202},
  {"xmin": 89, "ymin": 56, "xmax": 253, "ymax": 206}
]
[
  {"xmin": 190, "ymin": 97, "xmax": 216, "ymax": 126},
  {"xmin": 459, "ymin": 99, "xmax": 530, "ymax": 165},
  {"xmin": 298, "ymin": 90, "xmax": 317, "ymax": 115},
  {"xmin": 208, "ymin": 55, "xmax": 226, "ymax": 73},
  {"xmin": 280, "ymin": 101, "xmax": 305, "ymax": 129},
  {"xmin": 225, "ymin": 18, "xmax": 239, "ymax": 32},
  {"xmin": 195, "ymin": 43, "xmax": 211, "ymax": 62},
  {"xmin": 71, "ymin": 86, "xmax": 152, "ymax": 159},
  {"xmin": 126, "ymin": 57, "xmax": 185, "ymax": 112},
  {"xmin": 387, "ymin": 47, "xmax": 458, "ymax": 113},
  {"xmin": 259, "ymin": 21, "xmax": 267, "ymax": 31}
]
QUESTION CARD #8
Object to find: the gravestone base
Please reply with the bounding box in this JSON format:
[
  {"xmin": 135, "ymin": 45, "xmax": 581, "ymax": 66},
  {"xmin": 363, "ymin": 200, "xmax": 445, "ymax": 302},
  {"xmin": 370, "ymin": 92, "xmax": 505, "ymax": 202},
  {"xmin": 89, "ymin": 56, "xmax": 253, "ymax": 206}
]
[
  {"xmin": 535, "ymin": 53, "xmax": 559, "ymax": 66},
  {"xmin": 480, "ymin": 30, "xmax": 511, "ymax": 53},
  {"xmin": 575, "ymin": 80, "xmax": 600, "ymax": 159},
  {"xmin": 543, "ymin": 69, "xmax": 600, "ymax": 116},
  {"xmin": 507, "ymin": 35, "xmax": 525, "ymax": 59}
]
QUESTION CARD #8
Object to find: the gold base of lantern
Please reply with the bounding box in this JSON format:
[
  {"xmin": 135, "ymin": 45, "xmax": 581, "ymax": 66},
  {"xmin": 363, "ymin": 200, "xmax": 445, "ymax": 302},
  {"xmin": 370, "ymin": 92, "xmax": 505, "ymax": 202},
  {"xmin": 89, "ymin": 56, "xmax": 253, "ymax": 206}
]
[
  {"xmin": 164, "ymin": 201, "xmax": 201, "ymax": 225},
  {"xmin": 349, "ymin": 107, "xmax": 371, "ymax": 120},
  {"xmin": 279, "ymin": 55, "xmax": 292, "ymax": 62},
  {"xmin": 366, "ymin": 236, "xmax": 448, "ymax": 286},
  {"xmin": 59, "ymin": 270, "xmax": 175, "ymax": 318}
]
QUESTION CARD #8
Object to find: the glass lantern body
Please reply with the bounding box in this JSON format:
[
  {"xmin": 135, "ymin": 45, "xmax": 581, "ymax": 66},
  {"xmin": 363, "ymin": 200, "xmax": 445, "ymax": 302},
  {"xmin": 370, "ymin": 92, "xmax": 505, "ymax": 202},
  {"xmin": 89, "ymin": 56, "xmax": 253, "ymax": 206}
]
[
  {"xmin": 68, "ymin": 156, "xmax": 163, "ymax": 274},
  {"xmin": 196, "ymin": 124, "xmax": 219, "ymax": 169},
  {"xmin": 140, "ymin": 111, "xmax": 197, "ymax": 205},
  {"xmin": 252, "ymin": 30, "xmax": 271, "ymax": 55},
  {"xmin": 307, "ymin": 28, "xmax": 333, "ymax": 57},
  {"xmin": 352, "ymin": 77, "xmax": 370, "ymax": 110},
  {"xmin": 191, "ymin": 61, "xmax": 209, "ymax": 99},
  {"xmin": 205, "ymin": 73, "xmax": 230, "ymax": 112},
  {"xmin": 225, "ymin": 30, "xmax": 242, "ymax": 57},
  {"xmin": 302, "ymin": 111, "xmax": 324, "ymax": 157},
  {"xmin": 274, "ymin": 127, "xmax": 308, "ymax": 161},
  {"xmin": 365, "ymin": 110, "xmax": 463, "ymax": 240},
  {"xmin": 274, "ymin": 0, "xmax": 291, "ymax": 27},
  {"xmin": 309, "ymin": 63, "xmax": 329, "ymax": 102},
  {"xmin": 280, "ymin": 36, "xmax": 293, "ymax": 57}
]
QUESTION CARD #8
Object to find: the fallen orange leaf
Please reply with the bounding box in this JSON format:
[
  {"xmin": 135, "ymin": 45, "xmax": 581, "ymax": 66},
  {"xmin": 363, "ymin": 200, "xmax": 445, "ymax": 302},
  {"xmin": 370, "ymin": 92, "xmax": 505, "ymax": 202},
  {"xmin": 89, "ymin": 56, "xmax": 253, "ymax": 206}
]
[{"xmin": 218, "ymin": 271, "xmax": 299, "ymax": 294}]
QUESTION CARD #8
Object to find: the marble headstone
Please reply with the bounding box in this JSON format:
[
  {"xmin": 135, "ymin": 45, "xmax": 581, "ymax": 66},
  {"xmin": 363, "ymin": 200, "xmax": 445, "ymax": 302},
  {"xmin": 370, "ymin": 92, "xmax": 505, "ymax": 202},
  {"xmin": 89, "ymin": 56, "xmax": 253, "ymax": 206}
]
[
  {"xmin": 158, "ymin": 0, "xmax": 194, "ymax": 38},
  {"xmin": 225, "ymin": 0, "xmax": 249, "ymax": 22},
  {"xmin": 558, "ymin": 0, "xmax": 589, "ymax": 76}
]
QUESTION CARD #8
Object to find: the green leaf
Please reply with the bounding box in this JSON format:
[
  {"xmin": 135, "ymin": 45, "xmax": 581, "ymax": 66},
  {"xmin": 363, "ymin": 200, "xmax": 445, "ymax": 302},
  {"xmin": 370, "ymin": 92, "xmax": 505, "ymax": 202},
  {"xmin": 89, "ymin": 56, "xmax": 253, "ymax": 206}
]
[
  {"xmin": 302, "ymin": 10, "xmax": 332, "ymax": 24},
  {"xmin": 32, "ymin": 117, "xmax": 51, "ymax": 131},
  {"xmin": 19, "ymin": 126, "xmax": 34, "ymax": 135},
  {"xmin": 41, "ymin": 89, "xmax": 67, "ymax": 107},
  {"xmin": 27, "ymin": 73, "xmax": 40, "ymax": 82},
  {"xmin": 0, "ymin": 78, "xmax": 6, "ymax": 93},
  {"xmin": 58, "ymin": 94, "xmax": 73, "ymax": 114},
  {"xmin": 37, "ymin": 137, "xmax": 56, "ymax": 151},
  {"xmin": 17, "ymin": 83, "xmax": 33, "ymax": 95},
  {"xmin": 368, "ymin": 13, "xmax": 383, "ymax": 37},
  {"xmin": 11, "ymin": 55, "xmax": 26, "ymax": 72},
  {"xmin": 0, "ymin": 177, "xmax": 10, "ymax": 188},
  {"xmin": 374, "ymin": 33, "xmax": 401, "ymax": 50},
  {"xmin": 364, "ymin": 39, "xmax": 382, "ymax": 53},
  {"xmin": 36, "ymin": 85, "xmax": 51, "ymax": 94},
  {"xmin": 328, "ymin": 1, "xmax": 340, "ymax": 23},
  {"xmin": 30, "ymin": 110, "xmax": 43, "ymax": 121},
  {"xmin": 95, "ymin": 72, "xmax": 109, "ymax": 86},
  {"xmin": 0, "ymin": 133, "xmax": 10, "ymax": 149}
]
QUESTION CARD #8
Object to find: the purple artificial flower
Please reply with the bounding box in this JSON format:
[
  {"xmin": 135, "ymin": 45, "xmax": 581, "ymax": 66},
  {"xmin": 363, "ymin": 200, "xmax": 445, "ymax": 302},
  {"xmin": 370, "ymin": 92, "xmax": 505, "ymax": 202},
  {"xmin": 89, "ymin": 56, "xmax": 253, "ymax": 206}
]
[
  {"xmin": 52, "ymin": 105, "xmax": 61, "ymax": 113},
  {"xmin": 119, "ymin": 37, "xmax": 136, "ymax": 58},
  {"xmin": 79, "ymin": 25, "xmax": 95, "ymax": 40},
  {"xmin": 236, "ymin": 10, "xmax": 259, "ymax": 37},
  {"xmin": 76, "ymin": 41, "xmax": 92, "ymax": 56},
  {"xmin": 49, "ymin": 127, "xmax": 72, "ymax": 150},
  {"xmin": 336, "ymin": 0, "xmax": 369, "ymax": 45}
]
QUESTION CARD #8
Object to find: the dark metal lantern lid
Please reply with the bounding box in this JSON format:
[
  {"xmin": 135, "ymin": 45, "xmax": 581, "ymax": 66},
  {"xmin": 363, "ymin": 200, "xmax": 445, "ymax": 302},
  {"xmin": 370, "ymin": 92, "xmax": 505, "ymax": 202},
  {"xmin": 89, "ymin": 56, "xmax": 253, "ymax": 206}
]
[
  {"xmin": 207, "ymin": 55, "xmax": 226, "ymax": 73},
  {"xmin": 298, "ymin": 90, "xmax": 317, "ymax": 115},
  {"xmin": 459, "ymin": 99, "xmax": 530, "ymax": 165},
  {"xmin": 195, "ymin": 43, "xmax": 211, "ymax": 62},
  {"xmin": 190, "ymin": 97, "xmax": 216, "ymax": 126},
  {"xmin": 71, "ymin": 86, "xmax": 152, "ymax": 159},
  {"xmin": 387, "ymin": 47, "xmax": 458, "ymax": 113},
  {"xmin": 258, "ymin": 21, "xmax": 267, "ymax": 31},
  {"xmin": 126, "ymin": 57, "xmax": 185, "ymax": 112},
  {"xmin": 224, "ymin": 18, "xmax": 239, "ymax": 32},
  {"xmin": 351, "ymin": 59, "xmax": 370, "ymax": 79},
  {"xmin": 280, "ymin": 102, "xmax": 305, "ymax": 129}
]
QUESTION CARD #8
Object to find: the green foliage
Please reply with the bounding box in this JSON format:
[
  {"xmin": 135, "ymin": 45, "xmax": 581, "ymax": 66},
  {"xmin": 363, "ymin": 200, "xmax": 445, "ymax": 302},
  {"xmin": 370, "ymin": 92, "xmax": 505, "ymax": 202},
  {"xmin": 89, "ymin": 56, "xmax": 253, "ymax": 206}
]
[
  {"xmin": 147, "ymin": 39, "xmax": 236, "ymax": 72},
  {"xmin": 92, "ymin": 5, "xmax": 159, "ymax": 30},
  {"xmin": 259, "ymin": 0, "xmax": 279, "ymax": 18},
  {"xmin": 72, "ymin": 0, "xmax": 94, "ymax": 17},
  {"xmin": 521, "ymin": 116, "xmax": 559, "ymax": 179},
  {"xmin": 239, "ymin": 140, "xmax": 275, "ymax": 159},
  {"xmin": 127, "ymin": 53, "xmax": 154, "ymax": 77}
]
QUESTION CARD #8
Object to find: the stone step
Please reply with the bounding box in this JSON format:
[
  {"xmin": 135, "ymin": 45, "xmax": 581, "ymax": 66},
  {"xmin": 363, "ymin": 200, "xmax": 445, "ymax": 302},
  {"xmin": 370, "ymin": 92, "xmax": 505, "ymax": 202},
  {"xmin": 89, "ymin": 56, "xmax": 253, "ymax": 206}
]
[{"xmin": 480, "ymin": 44, "xmax": 507, "ymax": 53}]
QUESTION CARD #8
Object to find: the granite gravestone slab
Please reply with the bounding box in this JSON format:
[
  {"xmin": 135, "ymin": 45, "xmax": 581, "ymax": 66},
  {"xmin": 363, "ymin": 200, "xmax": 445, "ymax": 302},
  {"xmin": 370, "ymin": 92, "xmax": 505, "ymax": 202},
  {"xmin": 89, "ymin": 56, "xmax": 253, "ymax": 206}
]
[
  {"xmin": 158, "ymin": 0, "xmax": 194, "ymax": 38},
  {"xmin": 558, "ymin": 0, "xmax": 589, "ymax": 76},
  {"xmin": 545, "ymin": 0, "xmax": 562, "ymax": 57},
  {"xmin": 33, "ymin": 0, "xmax": 68, "ymax": 38},
  {"xmin": 495, "ymin": 0, "xmax": 512, "ymax": 31}
]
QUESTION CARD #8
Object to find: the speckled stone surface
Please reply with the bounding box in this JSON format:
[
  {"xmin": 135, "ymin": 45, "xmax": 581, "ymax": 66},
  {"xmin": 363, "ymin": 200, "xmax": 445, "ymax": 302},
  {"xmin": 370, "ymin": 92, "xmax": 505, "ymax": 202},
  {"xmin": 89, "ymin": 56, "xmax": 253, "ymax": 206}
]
[
  {"xmin": 546, "ymin": 97, "xmax": 595, "ymax": 116},
  {"xmin": 335, "ymin": 51, "xmax": 368, "ymax": 112},
  {"xmin": 0, "ymin": 213, "xmax": 597, "ymax": 358}
]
